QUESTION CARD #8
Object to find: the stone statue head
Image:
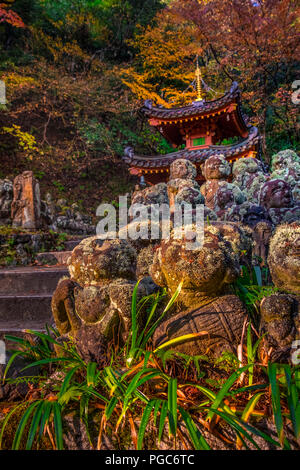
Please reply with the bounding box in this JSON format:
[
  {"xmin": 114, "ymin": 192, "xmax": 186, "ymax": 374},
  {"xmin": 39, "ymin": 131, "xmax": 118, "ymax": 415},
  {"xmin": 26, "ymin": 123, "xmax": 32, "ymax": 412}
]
[
  {"xmin": 203, "ymin": 154, "xmax": 231, "ymax": 180},
  {"xmin": 150, "ymin": 224, "xmax": 240, "ymax": 307},
  {"xmin": 68, "ymin": 237, "xmax": 137, "ymax": 286},
  {"xmin": 243, "ymin": 205, "xmax": 268, "ymax": 228},
  {"xmin": 232, "ymin": 157, "xmax": 264, "ymax": 179},
  {"xmin": 271, "ymin": 149, "xmax": 300, "ymax": 173},
  {"xmin": 131, "ymin": 183, "xmax": 168, "ymax": 206},
  {"xmin": 169, "ymin": 159, "xmax": 197, "ymax": 180},
  {"xmin": 259, "ymin": 179, "xmax": 293, "ymax": 210},
  {"xmin": 268, "ymin": 223, "xmax": 300, "ymax": 295}
]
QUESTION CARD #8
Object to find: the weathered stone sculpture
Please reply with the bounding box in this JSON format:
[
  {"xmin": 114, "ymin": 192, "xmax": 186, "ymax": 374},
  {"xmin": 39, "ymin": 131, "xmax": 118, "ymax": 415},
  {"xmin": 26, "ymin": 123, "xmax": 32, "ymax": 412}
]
[
  {"xmin": 200, "ymin": 154, "xmax": 245, "ymax": 218},
  {"xmin": 51, "ymin": 201, "xmax": 95, "ymax": 235},
  {"xmin": 252, "ymin": 220, "xmax": 273, "ymax": 266},
  {"xmin": 150, "ymin": 224, "xmax": 247, "ymax": 357},
  {"xmin": 232, "ymin": 157, "xmax": 267, "ymax": 203},
  {"xmin": 267, "ymin": 223, "xmax": 300, "ymax": 295},
  {"xmin": 259, "ymin": 223, "xmax": 300, "ymax": 362},
  {"xmin": 225, "ymin": 202, "xmax": 270, "ymax": 228},
  {"xmin": 213, "ymin": 182, "xmax": 246, "ymax": 219},
  {"xmin": 167, "ymin": 159, "xmax": 204, "ymax": 210},
  {"xmin": 200, "ymin": 154, "xmax": 231, "ymax": 210},
  {"xmin": 0, "ymin": 179, "xmax": 13, "ymax": 225},
  {"xmin": 131, "ymin": 182, "xmax": 169, "ymax": 207},
  {"xmin": 270, "ymin": 149, "xmax": 300, "ymax": 203},
  {"xmin": 259, "ymin": 179, "xmax": 300, "ymax": 225},
  {"xmin": 11, "ymin": 171, "xmax": 42, "ymax": 229},
  {"xmin": 52, "ymin": 237, "xmax": 148, "ymax": 362}
]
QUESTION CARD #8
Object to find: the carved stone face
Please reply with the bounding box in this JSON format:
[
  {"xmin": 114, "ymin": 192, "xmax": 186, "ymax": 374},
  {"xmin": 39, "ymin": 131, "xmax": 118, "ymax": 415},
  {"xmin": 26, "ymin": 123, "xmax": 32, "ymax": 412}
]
[
  {"xmin": 214, "ymin": 186, "xmax": 234, "ymax": 209},
  {"xmin": 243, "ymin": 205, "xmax": 269, "ymax": 227},
  {"xmin": 68, "ymin": 237, "xmax": 137, "ymax": 286},
  {"xmin": 150, "ymin": 225, "xmax": 240, "ymax": 306},
  {"xmin": 203, "ymin": 155, "xmax": 231, "ymax": 180},
  {"xmin": 271, "ymin": 149, "xmax": 299, "ymax": 172},
  {"xmin": 233, "ymin": 157, "xmax": 264, "ymax": 178},
  {"xmin": 169, "ymin": 159, "xmax": 197, "ymax": 180},
  {"xmin": 268, "ymin": 223, "xmax": 300, "ymax": 294},
  {"xmin": 260, "ymin": 179, "xmax": 293, "ymax": 209},
  {"xmin": 131, "ymin": 183, "xmax": 168, "ymax": 206},
  {"xmin": 253, "ymin": 221, "xmax": 272, "ymax": 243}
]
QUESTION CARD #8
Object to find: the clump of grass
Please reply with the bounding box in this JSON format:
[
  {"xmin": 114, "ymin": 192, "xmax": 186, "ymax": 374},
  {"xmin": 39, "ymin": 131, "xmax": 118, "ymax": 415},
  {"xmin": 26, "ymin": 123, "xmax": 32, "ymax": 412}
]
[{"xmin": 1, "ymin": 282, "xmax": 299, "ymax": 450}]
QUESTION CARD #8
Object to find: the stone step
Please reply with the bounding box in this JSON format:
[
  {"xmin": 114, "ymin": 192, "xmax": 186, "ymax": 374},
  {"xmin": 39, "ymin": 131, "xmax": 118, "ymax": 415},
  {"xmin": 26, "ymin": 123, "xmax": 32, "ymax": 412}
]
[
  {"xmin": 35, "ymin": 251, "xmax": 72, "ymax": 266},
  {"xmin": 0, "ymin": 294, "xmax": 53, "ymax": 323},
  {"xmin": 0, "ymin": 266, "xmax": 68, "ymax": 295}
]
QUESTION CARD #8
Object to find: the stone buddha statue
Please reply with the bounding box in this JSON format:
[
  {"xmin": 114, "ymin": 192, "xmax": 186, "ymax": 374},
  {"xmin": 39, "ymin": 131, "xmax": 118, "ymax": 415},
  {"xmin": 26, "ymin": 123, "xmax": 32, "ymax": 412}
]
[{"xmin": 259, "ymin": 179, "xmax": 300, "ymax": 225}]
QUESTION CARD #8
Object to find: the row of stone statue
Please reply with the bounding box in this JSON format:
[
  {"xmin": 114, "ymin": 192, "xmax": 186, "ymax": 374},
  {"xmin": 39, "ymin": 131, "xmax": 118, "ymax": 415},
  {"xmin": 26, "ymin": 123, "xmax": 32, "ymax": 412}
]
[
  {"xmin": 51, "ymin": 220, "xmax": 300, "ymax": 366},
  {"xmin": 132, "ymin": 149, "xmax": 300, "ymax": 228},
  {"xmin": 0, "ymin": 170, "xmax": 94, "ymax": 235}
]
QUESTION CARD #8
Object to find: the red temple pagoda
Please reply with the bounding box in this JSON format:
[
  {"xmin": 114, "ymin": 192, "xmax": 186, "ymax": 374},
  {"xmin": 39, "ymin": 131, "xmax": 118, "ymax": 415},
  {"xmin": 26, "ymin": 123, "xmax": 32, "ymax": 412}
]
[{"xmin": 123, "ymin": 65, "xmax": 260, "ymax": 185}]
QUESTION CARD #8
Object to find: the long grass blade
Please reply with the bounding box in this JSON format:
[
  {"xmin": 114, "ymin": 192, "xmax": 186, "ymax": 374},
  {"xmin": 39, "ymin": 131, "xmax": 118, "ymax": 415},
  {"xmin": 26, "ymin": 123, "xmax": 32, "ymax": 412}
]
[
  {"xmin": 284, "ymin": 365, "xmax": 300, "ymax": 440},
  {"xmin": 0, "ymin": 402, "xmax": 26, "ymax": 449},
  {"xmin": 168, "ymin": 378, "xmax": 177, "ymax": 437},
  {"xmin": 12, "ymin": 401, "xmax": 40, "ymax": 450},
  {"xmin": 26, "ymin": 400, "xmax": 44, "ymax": 450},
  {"xmin": 236, "ymin": 392, "xmax": 263, "ymax": 449},
  {"xmin": 87, "ymin": 362, "xmax": 97, "ymax": 387},
  {"xmin": 158, "ymin": 401, "xmax": 168, "ymax": 443},
  {"xmin": 38, "ymin": 401, "xmax": 53, "ymax": 442},
  {"xmin": 52, "ymin": 402, "xmax": 64, "ymax": 450},
  {"xmin": 137, "ymin": 399, "xmax": 156, "ymax": 450},
  {"xmin": 179, "ymin": 406, "xmax": 210, "ymax": 450},
  {"xmin": 154, "ymin": 331, "xmax": 208, "ymax": 353},
  {"xmin": 268, "ymin": 363, "xmax": 289, "ymax": 449}
]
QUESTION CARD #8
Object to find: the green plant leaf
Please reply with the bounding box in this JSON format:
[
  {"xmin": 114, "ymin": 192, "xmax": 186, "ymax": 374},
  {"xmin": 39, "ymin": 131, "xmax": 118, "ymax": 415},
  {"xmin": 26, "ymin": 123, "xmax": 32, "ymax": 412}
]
[
  {"xmin": 26, "ymin": 400, "xmax": 44, "ymax": 450},
  {"xmin": 105, "ymin": 396, "xmax": 119, "ymax": 419},
  {"xmin": 137, "ymin": 399, "xmax": 156, "ymax": 450},
  {"xmin": 168, "ymin": 378, "xmax": 177, "ymax": 437},
  {"xmin": 179, "ymin": 406, "xmax": 210, "ymax": 450},
  {"xmin": 52, "ymin": 402, "xmax": 64, "ymax": 450},
  {"xmin": 38, "ymin": 401, "xmax": 53, "ymax": 441},
  {"xmin": 207, "ymin": 365, "xmax": 251, "ymax": 421},
  {"xmin": 158, "ymin": 401, "xmax": 168, "ymax": 443},
  {"xmin": 12, "ymin": 401, "xmax": 40, "ymax": 450},
  {"xmin": 268, "ymin": 362, "xmax": 290, "ymax": 449},
  {"xmin": 87, "ymin": 362, "xmax": 97, "ymax": 387}
]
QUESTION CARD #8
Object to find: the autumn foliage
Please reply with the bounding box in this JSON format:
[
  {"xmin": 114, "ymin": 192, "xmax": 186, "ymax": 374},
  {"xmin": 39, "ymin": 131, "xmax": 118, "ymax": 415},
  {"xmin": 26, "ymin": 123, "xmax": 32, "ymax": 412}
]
[
  {"xmin": 123, "ymin": 0, "xmax": 299, "ymax": 156},
  {"xmin": 0, "ymin": 2, "xmax": 24, "ymax": 28},
  {"xmin": 0, "ymin": 0, "xmax": 299, "ymax": 212}
]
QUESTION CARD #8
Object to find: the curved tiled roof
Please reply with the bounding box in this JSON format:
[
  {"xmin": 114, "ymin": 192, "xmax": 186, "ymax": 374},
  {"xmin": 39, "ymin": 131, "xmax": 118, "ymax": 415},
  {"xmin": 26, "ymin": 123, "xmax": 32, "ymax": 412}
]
[
  {"xmin": 141, "ymin": 82, "xmax": 241, "ymax": 120},
  {"xmin": 123, "ymin": 127, "xmax": 260, "ymax": 169}
]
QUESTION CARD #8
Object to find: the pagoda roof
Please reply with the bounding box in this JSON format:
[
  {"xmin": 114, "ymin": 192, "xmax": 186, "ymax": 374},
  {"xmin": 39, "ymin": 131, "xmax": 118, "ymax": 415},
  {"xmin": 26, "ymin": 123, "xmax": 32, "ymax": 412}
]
[
  {"xmin": 141, "ymin": 81, "xmax": 242, "ymax": 121},
  {"xmin": 123, "ymin": 126, "xmax": 260, "ymax": 170}
]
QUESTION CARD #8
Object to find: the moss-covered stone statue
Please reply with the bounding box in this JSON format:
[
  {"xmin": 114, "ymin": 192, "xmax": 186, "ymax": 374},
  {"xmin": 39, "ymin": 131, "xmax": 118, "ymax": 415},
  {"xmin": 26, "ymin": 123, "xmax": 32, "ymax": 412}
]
[
  {"xmin": 270, "ymin": 149, "xmax": 300, "ymax": 203},
  {"xmin": 51, "ymin": 237, "xmax": 147, "ymax": 363},
  {"xmin": 0, "ymin": 179, "xmax": 13, "ymax": 225},
  {"xmin": 200, "ymin": 154, "xmax": 245, "ymax": 218},
  {"xmin": 167, "ymin": 159, "xmax": 204, "ymax": 210},
  {"xmin": 259, "ymin": 223, "xmax": 300, "ymax": 362},
  {"xmin": 259, "ymin": 179, "xmax": 300, "ymax": 225},
  {"xmin": 232, "ymin": 157, "xmax": 267, "ymax": 204},
  {"xmin": 149, "ymin": 223, "xmax": 248, "ymax": 357}
]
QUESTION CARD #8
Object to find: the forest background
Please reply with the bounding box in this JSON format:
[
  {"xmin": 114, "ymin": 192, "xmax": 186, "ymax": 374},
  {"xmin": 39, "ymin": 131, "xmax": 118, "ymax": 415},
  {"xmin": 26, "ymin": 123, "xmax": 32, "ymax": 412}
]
[{"xmin": 0, "ymin": 0, "xmax": 299, "ymax": 217}]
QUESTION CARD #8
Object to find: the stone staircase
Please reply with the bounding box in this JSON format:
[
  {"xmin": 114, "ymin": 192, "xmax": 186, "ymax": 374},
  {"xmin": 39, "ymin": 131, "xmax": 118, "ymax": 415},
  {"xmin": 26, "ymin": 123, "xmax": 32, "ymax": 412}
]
[
  {"xmin": 0, "ymin": 238, "xmax": 85, "ymax": 347},
  {"xmin": 0, "ymin": 265, "xmax": 68, "ymax": 345}
]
